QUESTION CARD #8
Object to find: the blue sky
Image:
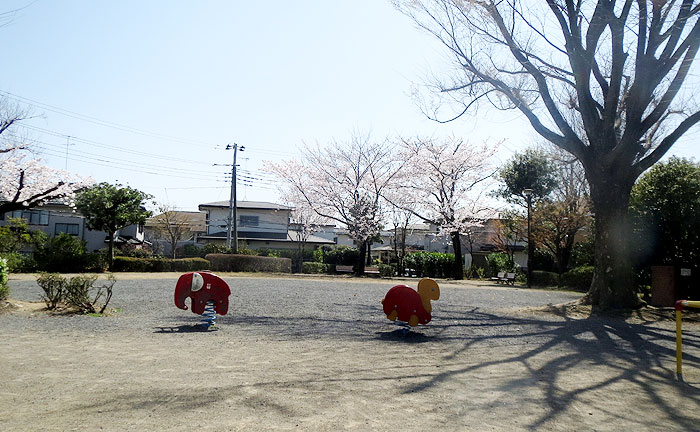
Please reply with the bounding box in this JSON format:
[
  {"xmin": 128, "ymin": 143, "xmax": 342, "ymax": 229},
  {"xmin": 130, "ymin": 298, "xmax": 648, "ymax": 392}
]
[{"xmin": 2, "ymin": 1, "xmax": 698, "ymax": 211}]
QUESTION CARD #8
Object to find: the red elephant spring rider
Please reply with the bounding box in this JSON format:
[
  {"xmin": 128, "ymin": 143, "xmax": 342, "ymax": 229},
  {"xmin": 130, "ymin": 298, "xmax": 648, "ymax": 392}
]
[
  {"xmin": 381, "ymin": 278, "xmax": 440, "ymax": 328},
  {"xmin": 174, "ymin": 272, "xmax": 231, "ymax": 329}
]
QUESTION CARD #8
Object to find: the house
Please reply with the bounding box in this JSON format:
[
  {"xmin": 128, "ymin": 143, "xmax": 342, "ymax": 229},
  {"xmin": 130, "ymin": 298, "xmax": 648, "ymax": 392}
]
[
  {"xmin": 0, "ymin": 202, "xmax": 148, "ymax": 252},
  {"xmin": 198, "ymin": 201, "xmax": 334, "ymax": 250},
  {"xmin": 144, "ymin": 211, "xmax": 208, "ymax": 257},
  {"xmin": 367, "ymin": 220, "xmax": 527, "ymax": 269}
]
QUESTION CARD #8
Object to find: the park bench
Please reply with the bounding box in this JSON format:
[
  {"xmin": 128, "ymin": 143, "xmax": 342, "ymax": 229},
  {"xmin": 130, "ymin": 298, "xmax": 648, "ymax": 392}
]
[
  {"xmin": 499, "ymin": 272, "xmax": 516, "ymax": 285},
  {"xmin": 335, "ymin": 265, "xmax": 380, "ymax": 274},
  {"xmin": 491, "ymin": 272, "xmax": 505, "ymax": 283},
  {"xmin": 365, "ymin": 266, "xmax": 380, "ymax": 274},
  {"xmin": 335, "ymin": 265, "xmax": 354, "ymax": 273}
]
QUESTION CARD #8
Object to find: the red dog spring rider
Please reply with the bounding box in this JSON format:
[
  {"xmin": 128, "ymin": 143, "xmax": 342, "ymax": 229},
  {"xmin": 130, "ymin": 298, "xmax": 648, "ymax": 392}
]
[
  {"xmin": 381, "ymin": 278, "xmax": 440, "ymax": 328},
  {"xmin": 174, "ymin": 272, "xmax": 231, "ymax": 329}
]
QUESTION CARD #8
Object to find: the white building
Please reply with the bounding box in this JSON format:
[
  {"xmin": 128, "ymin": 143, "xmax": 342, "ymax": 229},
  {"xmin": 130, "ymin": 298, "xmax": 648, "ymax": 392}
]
[
  {"xmin": 0, "ymin": 203, "xmax": 147, "ymax": 252},
  {"xmin": 197, "ymin": 201, "xmax": 333, "ymax": 250}
]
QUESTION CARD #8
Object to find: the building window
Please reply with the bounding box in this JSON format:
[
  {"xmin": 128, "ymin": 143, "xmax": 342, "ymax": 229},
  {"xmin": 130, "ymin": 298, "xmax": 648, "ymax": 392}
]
[
  {"xmin": 55, "ymin": 223, "xmax": 80, "ymax": 236},
  {"xmin": 10, "ymin": 209, "xmax": 49, "ymax": 225},
  {"xmin": 239, "ymin": 215, "xmax": 259, "ymax": 227}
]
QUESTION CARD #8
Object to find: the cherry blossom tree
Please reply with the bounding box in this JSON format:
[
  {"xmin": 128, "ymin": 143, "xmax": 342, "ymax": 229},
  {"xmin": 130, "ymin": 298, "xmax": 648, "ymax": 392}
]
[
  {"xmin": 286, "ymin": 197, "xmax": 327, "ymax": 272},
  {"xmin": 0, "ymin": 101, "xmax": 90, "ymax": 215},
  {"xmin": 267, "ymin": 132, "xmax": 402, "ymax": 274},
  {"xmin": 391, "ymin": 136, "xmax": 498, "ymax": 279}
]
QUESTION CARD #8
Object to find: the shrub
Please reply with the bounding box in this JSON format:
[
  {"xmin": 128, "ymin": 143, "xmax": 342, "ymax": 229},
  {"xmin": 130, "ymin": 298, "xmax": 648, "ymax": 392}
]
[
  {"xmin": 378, "ymin": 263, "xmax": 396, "ymax": 277},
  {"xmin": 403, "ymin": 252, "xmax": 455, "ymax": 278},
  {"xmin": 0, "ymin": 257, "xmax": 9, "ymax": 301},
  {"xmin": 37, "ymin": 273, "xmax": 67, "ymax": 309},
  {"xmin": 64, "ymin": 274, "xmax": 116, "ymax": 314},
  {"xmin": 561, "ymin": 266, "xmax": 594, "ymax": 291},
  {"xmin": 111, "ymin": 257, "xmax": 210, "ymax": 272},
  {"xmin": 34, "ymin": 233, "xmax": 88, "ymax": 273},
  {"xmin": 485, "ymin": 252, "xmax": 516, "ymax": 277},
  {"xmin": 530, "ymin": 270, "xmax": 560, "ymax": 287},
  {"xmin": 301, "ymin": 262, "xmax": 331, "ymax": 274},
  {"xmin": 318, "ymin": 246, "xmax": 359, "ymax": 266},
  {"xmin": 63, "ymin": 274, "xmax": 99, "ymax": 312},
  {"xmin": 83, "ymin": 252, "xmax": 109, "ymax": 273},
  {"xmin": 202, "ymin": 243, "xmax": 233, "ymax": 255},
  {"xmin": 183, "ymin": 244, "xmax": 205, "ymax": 258},
  {"xmin": 35, "ymin": 273, "xmax": 116, "ymax": 314},
  {"xmin": 170, "ymin": 258, "xmax": 211, "ymax": 272},
  {"xmin": 0, "ymin": 252, "xmax": 38, "ymax": 273},
  {"xmin": 205, "ymin": 253, "xmax": 292, "ymax": 273}
]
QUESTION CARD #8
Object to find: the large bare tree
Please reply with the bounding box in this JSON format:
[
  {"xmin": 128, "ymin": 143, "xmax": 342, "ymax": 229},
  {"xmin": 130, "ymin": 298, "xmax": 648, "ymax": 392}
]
[{"xmin": 396, "ymin": 0, "xmax": 700, "ymax": 308}]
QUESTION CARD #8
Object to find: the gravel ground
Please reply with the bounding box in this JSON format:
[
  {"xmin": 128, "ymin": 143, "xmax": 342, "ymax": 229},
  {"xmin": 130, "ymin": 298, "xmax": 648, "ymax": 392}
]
[{"xmin": 2, "ymin": 273, "xmax": 699, "ymax": 431}]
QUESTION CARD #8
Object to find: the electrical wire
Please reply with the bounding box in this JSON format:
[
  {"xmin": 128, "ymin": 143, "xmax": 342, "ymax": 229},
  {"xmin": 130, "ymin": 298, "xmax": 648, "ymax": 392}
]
[{"xmin": 0, "ymin": 89, "xmax": 214, "ymax": 147}]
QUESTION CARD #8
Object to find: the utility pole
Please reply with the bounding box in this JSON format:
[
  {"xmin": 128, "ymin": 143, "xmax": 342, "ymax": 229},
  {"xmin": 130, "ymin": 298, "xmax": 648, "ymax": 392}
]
[
  {"xmin": 65, "ymin": 136, "xmax": 73, "ymax": 170},
  {"xmin": 225, "ymin": 143, "xmax": 244, "ymax": 252}
]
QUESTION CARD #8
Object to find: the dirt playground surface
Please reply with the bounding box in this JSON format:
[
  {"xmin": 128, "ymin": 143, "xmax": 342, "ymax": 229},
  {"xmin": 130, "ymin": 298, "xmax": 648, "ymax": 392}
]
[{"xmin": 1, "ymin": 273, "xmax": 699, "ymax": 431}]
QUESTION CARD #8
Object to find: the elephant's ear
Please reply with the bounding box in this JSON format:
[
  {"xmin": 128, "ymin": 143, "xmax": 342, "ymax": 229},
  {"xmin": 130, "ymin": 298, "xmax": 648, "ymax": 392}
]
[{"xmin": 191, "ymin": 272, "xmax": 204, "ymax": 292}]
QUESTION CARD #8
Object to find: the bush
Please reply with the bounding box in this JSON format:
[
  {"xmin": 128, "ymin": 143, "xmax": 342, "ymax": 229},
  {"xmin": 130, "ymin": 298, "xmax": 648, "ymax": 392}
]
[
  {"xmin": 530, "ymin": 270, "xmax": 560, "ymax": 287},
  {"xmin": 378, "ymin": 263, "xmax": 396, "ymax": 277},
  {"xmin": 317, "ymin": 245, "xmax": 359, "ymax": 266},
  {"xmin": 63, "ymin": 274, "xmax": 99, "ymax": 312},
  {"xmin": 0, "ymin": 257, "xmax": 9, "ymax": 301},
  {"xmin": 202, "ymin": 243, "xmax": 233, "ymax": 255},
  {"xmin": 205, "ymin": 253, "xmax": 291, "ymax": 273},
  {"xmin": 34, "ymin": 233, "xmax": 88, "ymax": 273},
  {"xmin": 171, "ymin": 258, "xmax": 211, "ymax": 272},
  {"xmin": 111, "ymin": 256, "xmax": 210, "ymax": 272},
  {"xmin": 35, "ymin": 273, "xmax": 116, "ymax": 314},
  {"xmin": 561, "ymin": 266, "xmax": 594, "ymax": 291},
  {"xmin": 532, "ymin": 249, "xmax": 556, "ymax": 272},
  {"xmin": 183, "ymin": 244, "xmax": 205, "ymax": 258},
  {"xmin": 403, "ymin": 252, "xmax": 455, "ymax": 278},
  {"xmin": 37, "ymin": 273, "xmax": 67, "ymax": 309},
  {"xmin": 0, "ymin": 252, "xmax": 38, "ymax": 273},
  {"xmin": 301, "ymin": 262, "xmax": 331, "ymax": 274},
  {"xmin": 571, "ymin": 238, "xmax": 594, "ymax": 267},
  {"xmin": 485, "ymin": 252, "xmax": 516, "ymax": 277}
]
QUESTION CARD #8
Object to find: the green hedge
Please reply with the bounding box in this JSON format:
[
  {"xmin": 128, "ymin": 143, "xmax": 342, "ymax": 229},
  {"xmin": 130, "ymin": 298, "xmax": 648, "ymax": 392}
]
[
  {"xmin": 301, "ymin": 262, "xmax": 332, "ymax": 274},
  {"xmin": 561, "ymin": 266, "xmax": 594, "ymax": 291},
  {"xmin": 378, "ymin": 263, "xmax": 396, "ymax": 277},
  {"xmin": 529, "ymin": 267, "xmax": 594, "ymax": 291},
  {"xmin": 112, "ymin": 257, "xmax": 211, "ymax": 272},
  {"xmin": 404, "ymin": 252, "xmax": 455, "ymax": 278},
  {"xmin": 530, "ymin": 270, "xmax": 560, "ymax": 287},
  {"xmin": 0, "ymin": 252, "xmax": 38, "ymax": 273},
  {"xmin": 205, "ymin": 253, "xmax": 291, "ymax": 273}
]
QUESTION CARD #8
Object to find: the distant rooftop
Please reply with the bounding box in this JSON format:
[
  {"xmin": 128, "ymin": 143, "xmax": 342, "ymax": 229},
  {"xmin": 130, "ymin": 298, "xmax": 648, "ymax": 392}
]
[{"xmin": 198, "ymin": 201, "xmax": 292, "ymax": 211}]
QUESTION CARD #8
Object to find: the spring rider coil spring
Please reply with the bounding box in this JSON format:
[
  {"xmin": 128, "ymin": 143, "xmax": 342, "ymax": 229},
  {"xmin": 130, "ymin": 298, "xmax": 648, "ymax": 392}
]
[
  {"xmin": 174, "ymin": 272, "xmax": 231, "ymax": 331},
  {"xmin": 201, "ymin": 300, "xmax": 217, "ymax": 328}
]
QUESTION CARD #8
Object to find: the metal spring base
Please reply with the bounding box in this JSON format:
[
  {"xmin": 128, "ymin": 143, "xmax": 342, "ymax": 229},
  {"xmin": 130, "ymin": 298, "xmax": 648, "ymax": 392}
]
[{"xmin": 200, "ymin": 300, "xmax": 217, "ymax": 329}]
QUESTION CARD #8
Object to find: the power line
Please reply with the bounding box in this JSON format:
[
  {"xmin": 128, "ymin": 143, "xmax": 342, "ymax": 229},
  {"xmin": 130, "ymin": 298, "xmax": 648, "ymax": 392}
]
[
  {"xmin": 0, "ymin": 89, "xmax": 214, "ymax": 147},
  {"xmin": 19, "ymin": 124, "xmax": 215, "ymax": 166}
]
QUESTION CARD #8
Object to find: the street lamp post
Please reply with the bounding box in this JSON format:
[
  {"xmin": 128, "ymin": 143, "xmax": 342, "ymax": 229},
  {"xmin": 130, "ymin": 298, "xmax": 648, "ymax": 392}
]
[{"xmin": 523, "ymin": 188, "xmax": 533, "ymax": 288}]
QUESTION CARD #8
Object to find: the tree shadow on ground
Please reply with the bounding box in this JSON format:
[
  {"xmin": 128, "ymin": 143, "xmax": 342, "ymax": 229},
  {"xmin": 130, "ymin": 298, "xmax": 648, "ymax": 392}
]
[{"xmin": 411, "ymin": 306, "xmax": 700, "ymax": 430}]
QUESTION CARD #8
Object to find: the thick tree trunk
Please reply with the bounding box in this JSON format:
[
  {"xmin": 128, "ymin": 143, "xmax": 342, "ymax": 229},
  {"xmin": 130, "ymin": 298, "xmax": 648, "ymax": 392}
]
[
  {"xmin": 108, "ymin": 231, "xmax": 116, "ymax": 270},
  {"xmin": 583, "ymin": 172, "xmax": 640, "ymax": 309},
  {"xmin": 450, "ymin": 231, "xmax": 464, "ymax": 280},
  {"xmin": 356, "ymin": 240, "xmax": 367, "ymax": 275}
]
